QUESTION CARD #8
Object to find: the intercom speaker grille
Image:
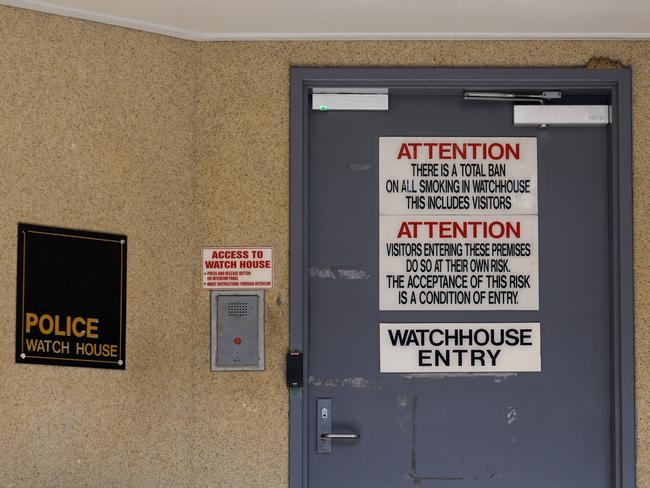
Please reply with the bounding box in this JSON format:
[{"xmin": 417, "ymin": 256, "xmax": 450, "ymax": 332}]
[{"xmin": 227, "ymin": 301, "xmax": 249, "ymax": 318}]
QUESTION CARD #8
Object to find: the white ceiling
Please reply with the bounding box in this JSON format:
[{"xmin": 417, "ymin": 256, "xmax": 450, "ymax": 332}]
[{"xmin": 3, "ymin": 0, "xmax": 650, "ymax": 40}]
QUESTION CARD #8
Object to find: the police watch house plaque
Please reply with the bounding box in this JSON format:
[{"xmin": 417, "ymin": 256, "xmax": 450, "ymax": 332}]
[{"xmin": 16, "ymin": 224, "xmax": 127, "ymax": 369}]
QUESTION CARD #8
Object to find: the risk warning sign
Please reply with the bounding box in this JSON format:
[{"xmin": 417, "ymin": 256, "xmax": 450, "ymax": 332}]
[
  {"xmin": 379, "ymin": 137, "xmax": 539, "ymax": 311},
  {"xmin": 202, "ymin": 247, "xmax": 273, "ymax": 290},
  {"xmin": 379, "ymin": 323, "xmax": 541, "ymax": 373},
  {"xmin": 380, "ymin": 215, "xmax": 538, "ymax": 310}
]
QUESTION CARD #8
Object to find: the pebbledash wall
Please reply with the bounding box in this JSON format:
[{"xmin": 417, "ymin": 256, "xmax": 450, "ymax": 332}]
[{"xmin": 0, "ymin": 5, "xmax": 648, "ymax": 487}]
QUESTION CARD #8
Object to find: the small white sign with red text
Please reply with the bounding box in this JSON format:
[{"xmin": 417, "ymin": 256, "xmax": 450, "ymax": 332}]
[{"xmin": 202, "ymin": 247, "xmax": 273, "ymax": 290}]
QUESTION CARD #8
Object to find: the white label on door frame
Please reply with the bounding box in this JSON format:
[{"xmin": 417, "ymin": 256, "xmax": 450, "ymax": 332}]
[{"xmin": 379, "ymin": 323, "xmax": 541, "ymax": 373}]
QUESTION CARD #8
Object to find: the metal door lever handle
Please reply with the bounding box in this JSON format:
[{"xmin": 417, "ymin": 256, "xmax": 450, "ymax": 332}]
[
  {"xmin": 317, "ymin": 399, "xmax": 361, "ymax": 453},
  {"xmin": 321, "ymin": 433, "xmax": 360, "ymax": 440}
]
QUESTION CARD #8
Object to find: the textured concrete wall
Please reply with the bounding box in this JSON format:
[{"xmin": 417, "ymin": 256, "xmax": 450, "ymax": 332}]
[
  {"xmin": 1, "ymin": 4, "xmax": 648, "ymax": 487},
  {"xmin": 0, "ymin": 6, "xmax": 199, "ymax": 487}
]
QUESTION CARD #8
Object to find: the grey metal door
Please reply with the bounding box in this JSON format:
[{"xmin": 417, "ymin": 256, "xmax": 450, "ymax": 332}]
[{"xmin": 290, "ymin": 69, "xmax": 634, "ymax": 488}]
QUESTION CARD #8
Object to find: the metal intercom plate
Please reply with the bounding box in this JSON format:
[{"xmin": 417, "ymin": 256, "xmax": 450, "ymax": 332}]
[{"xmin": 210, "ymin": 290, "xmax": 264, "ymax": 371}]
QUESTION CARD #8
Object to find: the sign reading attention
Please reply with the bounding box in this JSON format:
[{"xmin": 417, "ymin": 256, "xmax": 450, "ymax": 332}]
[
  {"xmin": 16, "ymin": 224, "xmax": 127, "ymax": 369},
  {"xmin": 379, "ymin": 137, "xmax": 539, "ymax": 310},
  {"xmin": 202, "ymin": 247, "xmax": 273, "ymax": 289}
]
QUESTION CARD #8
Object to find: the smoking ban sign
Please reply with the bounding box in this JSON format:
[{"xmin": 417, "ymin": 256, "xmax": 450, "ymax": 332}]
[
  {"xmin": 379, "ymin": 323, "xmax": 541, "ymax": 373},
  {"xmin": 202, "ymin": 247, "xmax": 273, "ymax": 289},
  {"xmin": 380, "ymin": 137, "xmax": 537, "ymax": 215},
  {"xmin": 379, "ymin": 137, "xmax": 539, "ymax": 310}
]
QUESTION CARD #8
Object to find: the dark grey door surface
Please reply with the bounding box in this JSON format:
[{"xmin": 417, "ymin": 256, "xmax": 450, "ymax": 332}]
[{"xmin": 290, "ymin": 69, "xmax": 634, "ymax": 488}]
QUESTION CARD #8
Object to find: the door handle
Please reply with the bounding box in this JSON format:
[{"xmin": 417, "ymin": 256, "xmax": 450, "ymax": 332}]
[
  {"xmin": 321, "ymin": 433, "xmax": 361, "ymax": 440},
  {"xmin": 317, "ymin": 398, "xmax": 361, "ymax": 454}
]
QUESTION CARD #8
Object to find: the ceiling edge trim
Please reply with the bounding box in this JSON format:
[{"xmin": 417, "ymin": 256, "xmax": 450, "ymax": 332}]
[
  {"xmin": 2, "ymin": 0, "xmax": 196, "ymax": 39},
  {"xmin": 3, "ymin": 0, "xmax": 650, "ymax": 42}
]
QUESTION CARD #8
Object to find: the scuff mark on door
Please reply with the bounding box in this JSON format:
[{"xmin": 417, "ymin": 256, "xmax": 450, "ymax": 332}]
[
  {"xmin": 407, "ymin": 394, "xmax": 465, "ymax": 484},
  {"xmin": 401, "ymin": 372, "xmax": 517, "ymax": 380},
  {"xmin": 308, "ymin": 376, "xmax": 382, "ymax": 389},
  {"xmin": 348, "ymin": 163, "xmax": 372, "ymax": 172},
  {"xmin": 309, "ymin": 266, "xmax": 370, "ymax": 280},
  {"xmin": 410, "ymin": 395, "xmax": 418, "ymax": 481}
]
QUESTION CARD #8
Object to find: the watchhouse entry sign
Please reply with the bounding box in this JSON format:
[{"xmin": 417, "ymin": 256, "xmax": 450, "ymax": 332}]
[
  {"xmin": 379, "ymin": 137, "xmax": 540, "ymax": 373},
  {"xmin": 380, "ymin": 323, "xmax": 541, "ymax": 373},
  {"xmin": 16, "ymin": 224, "xmax": 127, "ymax": 369}
]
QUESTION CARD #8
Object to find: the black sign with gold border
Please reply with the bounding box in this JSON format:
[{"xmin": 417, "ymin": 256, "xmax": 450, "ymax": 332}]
[{"xmin": 16, "ymin": 224, "xmax": 127, "ymax": 369}]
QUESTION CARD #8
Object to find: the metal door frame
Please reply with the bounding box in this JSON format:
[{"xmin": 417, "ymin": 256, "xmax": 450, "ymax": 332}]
[{"xmin": 289, "ymin": 67, "xmax": 634, "ymax": 488}]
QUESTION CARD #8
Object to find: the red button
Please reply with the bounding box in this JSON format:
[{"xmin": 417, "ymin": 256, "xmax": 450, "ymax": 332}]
[{"xmin": 234, "ymin": 337, "xmax": 242, "ymax": 345}]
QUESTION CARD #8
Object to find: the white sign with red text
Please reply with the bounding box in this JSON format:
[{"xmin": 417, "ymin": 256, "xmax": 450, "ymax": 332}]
[
  {"xmin": 380, "ymin": 137, "xmax": 537, "ymax": 215},
  {"xmin": 379, "ymin": 137, "xmax": 539, "ymax": 311},
  {"xmin": 202, "ymin": 247, "xmax": 273, "ymax": 290},
  {"xmin": 379, "ymin": 215, "xmax": 538, "ymax": 310}
]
